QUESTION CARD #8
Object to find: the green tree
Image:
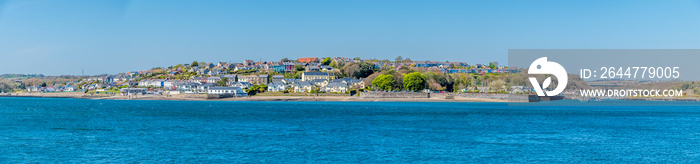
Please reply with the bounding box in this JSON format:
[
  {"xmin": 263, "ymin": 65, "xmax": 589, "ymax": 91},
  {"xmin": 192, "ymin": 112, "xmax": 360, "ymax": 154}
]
[
  {"xmin": 424, "ymin": 72, "xmax": 454, "ymax": 91},
  {"xmin": 680, "ymin": 83, "xmax": 691, "ymax": 90},
  {"xmin": 343, "ymin": 62, "xmax": 375, "ymax": 79},
  {"xmin": 371, "ymin": 74, "xmax": 384, "ymax": 89},
  {"xmin": 257, "ymin": 84, "xmax": 268, "ymax": 92},
  {"xmin": 354, "ymin": 57, "xmax": 361, "ymax": 60},
  {"xmin": 489, "ymin": 79, "xmax": 506, "ymax": 92},
  {"xmin": 191, "ymin": 61, "xmax": 199, "ymax": 67},
  {"xmin": 293, "ymin": 71, "xmax": 303, "ymax": 79},
  {"xmin": 382, "ymin": 70, "xmax": 404, "ymax": 90},
  {"xmin": 0, "ymin": 80, "xmax": 15, "ymax": 93},
  {"xmin": 281, "ymin": 58, "xmax": 289, "ymax": 62},
  {"xmin": 372, "ymin": 74, "xmax": 395, "ymax": 91},
  {"xmin": 217, "ymin": 77, "xmax": 229, "ymax": 86},
  {"xmin": 403, "ymin": 72, "xmax": 426, "ymax": 91},
  {"xmin": 247, "ymin": 88, "xmax": 257, "ymax": 95},
  {"xmin": 295, "ymin": 65, "xmax": 305, "ymax": 72},
  {"xmin": 322, "ymin": 57, "xmax": 332, "ymax": 65},
  {"xmin": 41, "ymin": 82, "xmax": 47, "ymax": 87},
  {"xmin": 489, "ymin": 62, "xmax": 497, "ymax": 69},
  {"xmin": 330, "ymin": 61, "xmax": 338, "ymax": 69},
  {"xmin": 246, "ymin": 84, "xmax": 268, "ymax": 95}
]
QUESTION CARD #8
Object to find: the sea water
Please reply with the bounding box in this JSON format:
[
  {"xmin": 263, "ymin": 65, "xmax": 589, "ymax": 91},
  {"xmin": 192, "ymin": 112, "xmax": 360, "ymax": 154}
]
[{"xmin": 1, "ymin": 97, "xmax": 699, "ymax": 163}]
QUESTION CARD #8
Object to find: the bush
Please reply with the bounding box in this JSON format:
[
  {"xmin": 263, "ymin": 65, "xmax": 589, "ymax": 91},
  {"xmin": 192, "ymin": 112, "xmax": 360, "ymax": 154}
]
[
  {"xmin": 403, "ymin": 72, "xmax": 426, "ymax": 91},
  {"xmin": 372, "ymin": 74, "xmax": 395, "ymax": 91}
]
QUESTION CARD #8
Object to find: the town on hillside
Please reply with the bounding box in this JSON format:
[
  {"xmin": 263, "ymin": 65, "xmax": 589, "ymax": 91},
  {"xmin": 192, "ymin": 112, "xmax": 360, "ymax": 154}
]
[{"xmin": 0, "ymin": 56, "xmax": 527, "ymax": 97}]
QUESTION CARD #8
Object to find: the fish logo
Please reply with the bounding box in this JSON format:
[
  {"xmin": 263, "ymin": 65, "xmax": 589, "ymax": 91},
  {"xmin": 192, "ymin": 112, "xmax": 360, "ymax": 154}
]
[{"xmin": 528, "ymin": 57, "xmax": 567, "ymax": 96}]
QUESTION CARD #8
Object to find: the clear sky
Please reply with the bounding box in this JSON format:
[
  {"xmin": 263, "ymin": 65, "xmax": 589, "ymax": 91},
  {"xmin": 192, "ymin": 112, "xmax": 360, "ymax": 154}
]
[{"xmin": 1, "ymin": 0, "xmax": 699, "ymax": 75}]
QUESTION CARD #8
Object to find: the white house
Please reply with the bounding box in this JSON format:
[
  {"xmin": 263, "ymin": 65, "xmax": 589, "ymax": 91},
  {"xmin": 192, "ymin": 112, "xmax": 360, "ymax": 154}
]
[
  {"xmin": 267, "ymin": 81, "xmax": 286, "ymax": 92},
  {"xmin": 271, "ymin": 75, "xmax": 285, "ymax": 82},
  {"xmin": 174, "ymin": 83, "xmax": 199, "ymax": 92},
  {"xmin": 231, "ymin": 82, "xmax": 252, "ymax": 90},
  {"xmin": 197, "ymin": 83, "xmax": 216, "ymax": 93},
  {"xmin": 208, "ymin": 87, "xmax": 247, "ymax": 97},
  {"xmin": 322, "ymin": 81, "xmax": 348, "ymax": 93},
  {"xmin": 138, "ymin": 79, "xmax": 165, "ymax": 88},
  {"xmin": 206, "ymin": 77, "xmax": 221, "ymax": 84},
  {"xmin": 311, "ymin": 79, "xmax": 329, "ymax": 88},
  {"xmin": 302, "ymin": 72, "xmax": 334, "ymax": 81},
  {"xmin": 294, "ymin": 81, "xmax": 315, "ymax": 93},
  {"xmin": 64, "ymin": 86, "xmax": 76, "ymax": 92},
  {"xmin": 163, "ymin": 80, "xmax": 178, "ymax": 88}
]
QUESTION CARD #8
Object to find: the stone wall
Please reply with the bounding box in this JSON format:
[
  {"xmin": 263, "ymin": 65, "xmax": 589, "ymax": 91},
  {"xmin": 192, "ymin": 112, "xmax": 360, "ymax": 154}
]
[
  {"xmin": 450, "ymin": 93, "xmax": 529, "ymax": 102},
  {"xmin": 256, "ymin": 92, "xmax": 350, "ymax": 97},
  {"xmin": 171, "ymin": 94, "xmax": 208, "ymax": 99},
  {"xmin": 359, "ymin": 92, "xmax": 430, "ymax": 98}
]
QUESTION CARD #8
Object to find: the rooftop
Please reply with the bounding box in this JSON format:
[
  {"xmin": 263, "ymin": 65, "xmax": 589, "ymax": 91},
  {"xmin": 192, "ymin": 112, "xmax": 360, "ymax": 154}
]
[
  {"xmin": 209, "ymin": 87, "xmax": 242, "ymax": 90},
  {"xmin": 303, "ymin": 72, "xmax": 332, "ymax": 76},
  {"xmin": 297, "ymin": 57, "xmax": 319, "ymax": 63}
]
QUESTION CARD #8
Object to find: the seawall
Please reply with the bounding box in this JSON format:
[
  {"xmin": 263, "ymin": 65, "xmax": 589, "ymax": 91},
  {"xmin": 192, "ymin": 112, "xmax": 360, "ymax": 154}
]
[
  {"xmin": 450, "ymin": 93, "xmax": 528, "ymax": 102},
  {"xmin": 359, "ymin": 92, "xmax": 430, "ymax": 98}
]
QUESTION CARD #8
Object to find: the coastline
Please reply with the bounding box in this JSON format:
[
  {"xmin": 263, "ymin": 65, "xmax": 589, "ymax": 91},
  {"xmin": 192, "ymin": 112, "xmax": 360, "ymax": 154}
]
[
  {"xmin": 5, "ymin": 92, "xmax": 700, "ymax": 102},
  {"xmin": 0, "ymin": 92, "xmax": 511, "ymax": 102}
]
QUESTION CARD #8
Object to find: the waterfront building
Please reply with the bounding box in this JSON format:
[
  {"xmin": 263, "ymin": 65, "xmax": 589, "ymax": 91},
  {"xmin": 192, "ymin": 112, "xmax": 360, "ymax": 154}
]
[
  {"xmin": 312, "ymin": 79, "xmax": 329, "ymax": 88},
  {"xmin": 322, "ymin": 81, "xmax": 348, "ymax": 93},
  {"xmin": 240, "ymin": 75, "xmax": 267, "ymax": 85},
  {"xmin": 334, "ymin": 78, "xmax": 365, "ymax": 89},
  {"xmin": 230, "ymin": 82, "xmax": 252, "ymax": 89},
  {"xmin": 120, "ymin": 88, "xmax": 147, "ymax": 95},
  {"xmin": 294, "ymin": 81, "xmax": 315, "ymax": 92},
  {"xmin": 208, "ymin": 87, "xmax": 246, "ymax": 97},
  {"xmin": 197, "ymin": 83, "xmax": 216, "ymax": 93},
  {"xmin": 267, "ymin": 81, "xmax": 286, "ymax": 92},
  {"xmin": 173, "ymin": 83, "xmax": 200, "ymax": 92}
]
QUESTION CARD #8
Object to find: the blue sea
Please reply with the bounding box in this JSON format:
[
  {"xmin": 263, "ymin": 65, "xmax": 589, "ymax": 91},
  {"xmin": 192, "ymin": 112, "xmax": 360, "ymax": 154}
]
[{"xmin": 1, "ymin": 97, "xmax": 700, "ymax": 163}]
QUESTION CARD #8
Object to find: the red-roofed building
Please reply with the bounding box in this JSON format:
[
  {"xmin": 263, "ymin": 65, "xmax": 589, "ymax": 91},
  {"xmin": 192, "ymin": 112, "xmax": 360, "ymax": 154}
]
[{"xmin": 297, "ymin": 57, "xmax": 319, "ymax": 63}]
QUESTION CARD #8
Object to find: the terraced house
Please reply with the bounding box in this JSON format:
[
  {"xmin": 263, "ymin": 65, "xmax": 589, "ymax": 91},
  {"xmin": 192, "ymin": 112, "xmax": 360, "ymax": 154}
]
[{"xmin": 301, "ymin": 72, "xmax": 335, "ymax": 81}]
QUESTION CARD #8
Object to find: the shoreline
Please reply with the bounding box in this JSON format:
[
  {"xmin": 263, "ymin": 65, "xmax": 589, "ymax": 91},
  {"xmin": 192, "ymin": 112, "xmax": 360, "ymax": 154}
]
[
  {"xmin": 0, "ymin": 92, "xmax": 511, "ymax": 102},
  {"xmin": 7, "ymin": 92, "xmax": 698, "ymax": 102}
]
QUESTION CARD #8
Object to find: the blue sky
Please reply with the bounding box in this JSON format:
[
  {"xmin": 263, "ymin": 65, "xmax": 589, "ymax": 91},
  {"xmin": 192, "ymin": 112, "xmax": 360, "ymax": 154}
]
[{"xmin": 0, "ymin": 0, "xmax": 699, "ymax": 75}]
